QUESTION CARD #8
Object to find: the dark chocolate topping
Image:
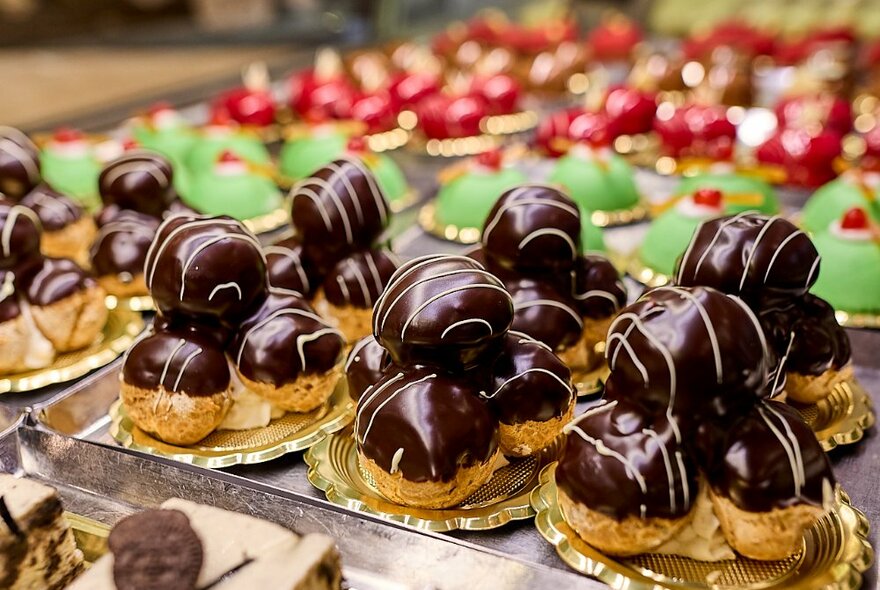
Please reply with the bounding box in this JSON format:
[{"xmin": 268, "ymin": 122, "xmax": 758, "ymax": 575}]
[
  {"xmin": 0, "ymin": 127, "xmax": 40, "ymax": 199},
  {"xmin": 556, "ymin": 398, "xmax": 698, "ymax": 520},
  {"xmin": 153, "ymin": 312, "xmax": 232, "ymax": 349},
  {"xmin": 345, "ymin": 335, "xmax": 391, "ymax": 401},
  {"xmin": 486, "ymin": 332, "xmax": 574, "ymax": 424},
  {"xmin": 24, "ymin": 257, "xmax": 95, "ymax": 307},
  {"xmin": 0, "ymin": 199, "xmax": 42, "ymax": 271},
  {"xmin": 676, "ymin": 213, "xmax": 820, "ymax": 303},
  {"xmin": 232, "ymin": 290, "xmax": 344, "ymax": 384},
  {"xmin": 122, "ymin": 327, "xmax": 231, "ymax": 395},
  {"xmin": 372, "ymin": 255, "xmax": 514, "ymax": 369},
  {"xmin": 98, "ymin": 150, "xmax": 176, "ymax": 218},
  {"xmin": 109, "ymin": 509, "xmax": 202, "ymax": 590},
  {"xmin": 506, "ymin": 277, "xmax": 583, "ymax": 352},
  {"xmin": 356, "ymin": 365, "xmax": 498, "ymax": 482},
  {"xmin": 145, "ymin": 215, "xmax": 267, "ymax": 323},
  {"xmin": 712, "ymin": 400, "xmax": 835, "ymax": 511},
  {"xmin": 605, "ymin": 286, "xmax": 768, "ymax": 433},
  {"xmin": 571, "ymin": 254, "xmax": 627, "ymax": 319},
  {"xmin": 20, "ymin": 184, "xmax": 83, "ymax": 231},
  {"xmin": 323, "ymin": 248, "xmax": 399, "ymax": 309},
  {"xmin": 291, "ymin": 157, "xmax": 391, "ymax": 270},
  {"xmin": 265, "ymin": 237, "xmax": 320, "ymax": 297},
  {"xmin": 89, "ymin": 210, "xmax": 159, "ymax": 278},
  {"xmin": 482, "ymin": 184, "xmax": 581, "ymax": 273},
  {"xmin": 0, "ymin": 271, "xmax": 20, "ymax": 323}
]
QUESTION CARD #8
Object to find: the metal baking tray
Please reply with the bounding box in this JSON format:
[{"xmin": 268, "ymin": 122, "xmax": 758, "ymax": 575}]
[{"xmin": 1, "ymin": 423, "xmax": 590, "ymax": 590}]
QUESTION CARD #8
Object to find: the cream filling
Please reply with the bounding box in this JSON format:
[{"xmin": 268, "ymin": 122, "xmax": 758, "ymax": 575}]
[
  {"xmin": 217, "ymin": 369, "xmax": 284, "ymax": 431},
  {"xmin": 829, "ymin": 220, "xmax": 874, "ymax": 241},
  {"xmin": 653, "ymin": 485, "xmax": 735, "ymax": 561},
  {"xmin": 19, "ymin": 300, "xmax": 55, "ymax": 370}
]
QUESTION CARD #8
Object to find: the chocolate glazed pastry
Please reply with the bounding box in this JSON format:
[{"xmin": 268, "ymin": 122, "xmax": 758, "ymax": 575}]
[
  {"xmin": 604, "ymin": 286, "xmax": 769, "ymax": 434},
  {"xmin": 144, "ymin": 215, "xmax": 267, "ymax": 323},
  {"xmin": 232, "ymin": 290, "xmax": 344, "ymax": 413},
  {"xmin": 505, "ymin": 277, "xmax": 583, "ymax": 353},
  {"xmin": 571, "ymin": 254, "xmax": 627, "ymax": 320},
  {"xmin": 0, "ymin": 126, "xmax": 41, "ymax": 199},
  {"xmin": 90, "ymin": 210, "xmax": 160, "ymax": 297},
  {"xmin": 121, "ymin": 326, "xmax": 233, "ymax": 445},
  {"xmin": 291, "ymin": 157, "xmax": 391, "ymax": 271},
  {"xmin": 0, "ymin": 199, "xmax": 42, "ymax": 271},
  {"xmin": 315, "ymin": 248, "xmax": 399, "ymax": 342},
  {"xmin": 21, "ymin": 184, "xmax": 95, "ymax": 265},
  {"xmin": 372, "ymin": 255, "xmax": 514, "ymax": 370},
  {"xmin": 98, "ymin": 150, "xmax": 177, "ymax": 218},
  {"xmin": 344, "ymin": 335, "xmax": 391, "ymax": 401},
  {"xmin": 709, "ymin": 400, "xmax": 836, "ymax": 560},
  {"xmin": 484, "ymin": 332, "xmax": 575, "ymax": 457},
  {"xmin": 355, "ymin": 364, "xmax": 500, "ymax": 509},
  {"xmin": 264, "ymin": 237, "xmax": 320, "ymax": 297},
  {"xmin": 482, "ymin": 184, "xmax": 581, "ymax": 274},
  {"xmin": 555, "ymin": 398, "xmax": 699, "ymax": 556}
]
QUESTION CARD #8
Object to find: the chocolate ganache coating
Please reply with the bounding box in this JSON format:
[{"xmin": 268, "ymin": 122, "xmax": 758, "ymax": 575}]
[
  {"xmin": 356, "ymin": 365, "xmax": 498, "ymax": 483},
  {"xmin": 712, "ymin": 400, "xmax": 835, "ymax": 512},
  {"xmin": 571, "ymin": 254, "xmax": 627, "ymax": 319},
  {"xmin": 21, "ymin": 184, "xmax": 83, "ymax": 231},
  {"xmin": 556, "ymin": 398, "xmax": 698, "ymax": 520},
  {"xmin": 604, "ymin": 286, "xmax": 769, "ymax": 433},
  {"xmin": 232, "ymin": 290, "xmax": 344, "ymax": 385},
  {"xmin": 264, "ymin": 237, "xmax": 320, "ymax": 297},
  {"xmin": 90, "ymin": 210, "xmax": 160, "ymax": 279},
  {"xmin": 0, "ymin": 199, "xmax": 42, "ymax": 271},
  {"xmin": 24, "ymin": 257, "xmax": 96, "ymax": 307},
  {"xmin": 0, "ymin": 271, "xmax": 20, "ymax": 323},
  {"xmin": 153, "ymin": 312, "xmax": 232, "ymax": 350},
  {"xmin": 372, "ymin": 255, "xmax": 514, "ymax": 369},
  {"xmin": 291, "ymin": 157, "xmax": 391, "ymax": 270},
  {"xmin": 144, "ymin": 215, "xmax": 267, "ymax": 323},
  {"xmin": 0, "ymin": 127, "xmax": 40, "ymax": 199},
  {"xmin": 98, "ymin": 150, "xmax": 177, "ymax": 218},
  {"xmin": 122, "ymin": 327, "xmax": 231, "ymax": 395},
  {"xmin": 676, "ymin": 214, "xmax": 820, "ymax": 304},
  {"xmin": 482, "ymin": 185, "xmax": 581, "ymax": 273},
  {"xmin": 485, "ymin": 332, "xmax": 574, "ymax": 424},
  {"xmin": 345, "ymin": 335, "xmax": 391, "ymax": 401},
  {"xmin": 506, "ymin": 277, "xmax": 583, "ymax": 352},
  {"xmin": 322, "ymin": 248, "xmax": 399, "ymax": 309}
]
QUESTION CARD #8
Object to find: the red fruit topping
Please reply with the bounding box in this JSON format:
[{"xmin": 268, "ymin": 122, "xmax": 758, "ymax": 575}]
[
  {"xmin": 304, "ymin": 108, "xmax": 329, "ymax": 125},
  {"xmin": 347, "ymin": 136, "xmax": 368, "ymax": 153},
  {"xmin": 210, "ymin": 109, "xmax": 233, "ymax": 126},
  {"xmin": 122, "ymin": 138, "xmax": 140, "ymax": 151},
  {"xmin": 693, "ymin": 188, "xmax": 724, "ymax": 208},
  {"xmin": 54, "ymin": 127, "xmax": 84, "ymax": 142},
  {"xmin": 475, "ymin": 148, "xmax": 503, "ymax": 170},
  {"xmin": 841, "ymin": 207, "xmax": 869, "ymax": 230},
  {"xmin": 217, "ymin": 150, "xmax": 241, "ymax": 164}
]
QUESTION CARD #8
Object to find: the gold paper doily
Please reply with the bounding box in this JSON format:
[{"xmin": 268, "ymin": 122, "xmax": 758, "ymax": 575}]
[
  {"xmin": 792, "ymin": 379, "xmax": 875, "ymax": 452},
  {"xmin": 305, "ymin": 426, "xmax": 561, "ymax": 532},
  {"xmin": 109, "ymin": 381, "xmax": 354, "ymax": 468},
  {"xmin": 531, "ymin": 464, "xmax": 873, "ymax": 590},
  {"xmin": 0, "ymin": 309, "xmax": 143, "ymax": 394}
]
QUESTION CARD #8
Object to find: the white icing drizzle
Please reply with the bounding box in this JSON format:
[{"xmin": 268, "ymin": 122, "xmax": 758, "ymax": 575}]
[
  {"xmin": 564, "ymin": 423, "xmax": 648, "ymax": 495},
  {"xmin": 655, "ymin": 287, "xmax": 723, "ymax": 384},
  {"xmin": 0, "ymin": 137, "xmax": 39, "ymax": 183},
  {"xmin": 323, "ymin": 160, "xmax": 365, "ymax": 224},
  {"xmin": 565, "ymin": 399, "xmax": 618, "ymax": 424},
  {"xmin": 440, "ymin": 318, "xmax": 493, "ymax": 339},
  {"xmin": 159, "ymin": 338, "xmax": 186, "ymax": 389},
  {"xmin": 26, "ymin": 191, "xmax": 76, "ymax": 218},
  {"xmin": 509, "ymin": 330, "xmax": 554, "ymax": 352},
  {"xmin": 344, "ymin": 337, "xmax": 375, "ymax": 372},
  {"xmin": 763, "ymin": 229, "xmax": 807, "ymax": 284},
  {"xmin": 607, "ymin": 330, "xmax": 650, "ymax": 385},
  {"xmin": 178, "ymin": 234, "xmax": 258, "ymax": 300},
  {"xmin": 804, "ymin": 255, "xmax": 821, "ymax": 292},
  {"xmin": 364, "ymin": 253, "xmax": 385, "ymax": 293},
  {"xmin": 347, "ymin": 258, "xmax": 373, "ymax": 306},
  {"xmin": 518, "ymin": 228, "xmax": 577, "ymax": 259},
  {"xmin": 772, "ymin": 332, "xmax": 795, "ymax": 394},
  {"xmin": 291, "ymin": 185, "xmax": 335, "ymax": 233},
  {"xmin": 172, "ymin": 347, "xmax": 202, "ymax": 392},
  {"xmin": 481, "ymin": 188, "xmax": 580, "ymax": 246},
  {"xmin": 572, "ymin": 288, "xmax": 621, "ymax": 309},
  {"xmin": 0, "ymin": 126, "xmax": 38, "ymax": 154},
  {"xmin": 335, "ymin": 275, "xmax": 351, "ymax": 302},
  {"xmin": 390, "ymin": 448, "xmax": 405, "ymax": 474},
  {"xmin": 738, "ymin": 215, "xmax": 780, "ymax": 292},
  {"xmin": 757, "ymin": 404, "xmax": 805, "ymax": 498},
  {"xmin": 483, "ymin": 367, "xmax": 572, "ymax": 400},
  {"xmin": 642, "ymin": 428, "xmax": 678, "ymax": 513},
  {"xmin": 681, "ymin": 211, "xmax": 755, "ymax": 283},
  {"xmin": 0, "ymin": 271, "xmax": 14, "ymax": 304},
  {"xmin": 358, "ymin": 372, "xmax": 437, "ymax": 444},
  {"xmin": 235, "ymin": 307, "xmax": 326, "ymax": 365},
  {"xmin": 268, "ymin": 286, "xmax": 304, "ymax": 298},
  {"xmin": 724, "ymin": 294, "xmax": 770, "ymax": 369},
  {"xmin": 264, "ymin": 245, "xmax": 310, "ymax": 293},
  {"xmin": 514, "ymin": 299, "xmax": 583, "ymax": 327},
  {"xmin": 297, "ymin": 180, "xmax": 354, "ymax": 244},
  {"xmin": 674, "ymin": 450, "xmax": 691, "ymax": 510},
  {"xmin": 102, "ymin": 155, "xmax": 169, "ymax": 188},
  {"xmin": 337, "ymin": 155, "xmax": 389, "ymax": 225},
  {"xmin": 208, "ymin": 282, "xmax": 243, "ymax": 301},
  {"xmin": 296, "ymin": 328, "xmax": 343, "ymax": 371},
  {"xmin": 2, "ymin": 205, "xmax": 40, "ymax": 257},
  {"xmin": 401, "ymin": 284, "xmax": 511, "ymax": 339},
  {"xmin": 356, "ymin": 372, "xmax": 404, "ymax": 436}
]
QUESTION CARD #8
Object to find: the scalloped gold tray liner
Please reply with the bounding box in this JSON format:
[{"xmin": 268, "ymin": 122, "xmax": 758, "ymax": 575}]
[
  {"xmin": 305, "ymin": 426, "xmax": 561, "ymax": 532},
  {"xmin": 109, "ymin": 381, "xmax": 354, "ymax": 468},
  {"xmin": 0, "ymin": 308, "xmax": 143, "ymax": 394},
  {"xmin": 793, "ymin": 379, "xmax": 875, "ymax": 451},
  {"xmin": 532, "ymin": 464, "xmax": 874, "ymax": 590}
]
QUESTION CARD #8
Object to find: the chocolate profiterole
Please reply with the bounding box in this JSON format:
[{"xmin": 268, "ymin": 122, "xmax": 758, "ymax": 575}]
[
  {"xmin": 472, "ymin": 185, "xmax": 626, "ymax": 381},
  {"xmin": 344, "ymin": 335, "xmax": 390, "ymax": 401},
  {"xmin": 264, "ymin": 237, "xmax": 320, "ymax": 297},
  {"xmin": 676, "ymin": 213, "xmax": 852, "ymax": 403},
  {"xmin": 484, "ymin": 332, "xmax": 575, "ymax": 457},
  {"xmin": 372, "ymin": 254, "xmax": 514, "ymax": 370},
  {"xmin": 710, "ymin": 400, "xmax": 836, "ymax": 560},
  {"xmin": 356, "ymin": 365, "xmax": 499, "ymax": 509},
  {"xmin": 98, "ymin": 150, "xmax": 178, "ymax": 219},
  {"xmin": 313, "ymin": 248, "xmax": 398, "ymax": 342},
  {"xmin": 90, "ymin": 210, "xmax": 160, "ymax": 297},
  {"xmin": 21, "ymin": 184, "xmax": 96, "ymax": 265},
  {"xmin": 232, "ymin": 289, "xmax": 345, "ymax": 413},
  {"xmin": 0, "ymin": 126, "xmax": 40, "ymax": 199}
]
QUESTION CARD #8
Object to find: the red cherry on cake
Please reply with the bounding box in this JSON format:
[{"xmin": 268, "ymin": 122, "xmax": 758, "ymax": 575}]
[
  {"xmin": 841, "ymin": 207, "xmax": 869, "ymax": 230},
  {"xmin": 775, "ymin": 95, "xmax": 852, "ymax": 136},
  {"xmin": 347, "ymin": 92, "xmax": 396, "ymax": 133},
  {"xmin": 388, "ymin": 72, "xmax": 440, "ymax": 109},
  {"xmin": 417, "ymin": 93, "xmax": 488, "ymax": 139},
  {"xmin": 475, "ymin": 148, "xmax": 503, "ymax": 170},
  {"xmin": 604, "ymin": 86, "xmax": 656, "ymax": 136},
  {"xmin": 53, "ymin": 127, "xmax": 85, "ymax": 143},
  {"xmin": 692, "ymin": 188, "xmax": 724, "ymax": 208},
  {"xmin": 469, "ymin": 74, "xmax": 521, "ymax": 115},
  {"xmin": 122, "ymin": 138, "xmax": 140, "ymax": 151},
  {"xmin": 587, "ymin": 14, "xmax": 643, "ymax": 61},
  {"xmin": 569, "ymin": 111, "xmax": 612, "ymax": 146},
  {"xmin": 346, "ymin": 136, "xmax": 368, "ymax": 154},
  {"xmin": 535, "ymin": 108, "xmax": 582, "ymax": 157},
  {"xmin": 288, "ymin": 69, "xmax": 355, "ymax": 119},
  {"xmin": 214, "ymin": 87, "xmax": 276, "ymax": 127}
]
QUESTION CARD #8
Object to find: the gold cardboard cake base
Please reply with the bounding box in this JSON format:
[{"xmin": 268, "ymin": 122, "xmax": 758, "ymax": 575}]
[
  {"xmin": 0, "ymin": 309, "xmax": 143, "ymax": 394},
  {"xmin": 625, "ymin": 256, "xmax": 673, "ymax": 288},
  {"xmin": 792, "ymin": 379, "xmax": 875, "ymax": 451},
  {"xmin": 104, "ymin": 294, "xmax": 154, "ymax": 313},
  {"xmin": 532, "ymin": 464, "xmax": 873, "ymax": 590},
  {"xmin": 406, "ymin": 111, "xmax": 538, "ymax": 158},
  {"xmin": 108, "ymin": 381, "xmax": 354, "ymax": 468},
  {"xmin": 835, "ymin": 309, "xmax": 880, "ymax": 330},
  {"xmin": 242, "ymin": 204, "xmax": 290, "ymax": 235},
  {"xmin": 305, "ymin": 426, "xmax": 561, "ymax": 532}
]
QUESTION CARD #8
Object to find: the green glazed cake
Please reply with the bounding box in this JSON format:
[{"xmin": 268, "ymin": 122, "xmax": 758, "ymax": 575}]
[
  {"xmin": 130, "ymin": 105, "xmax": 197, "ymax": 167},
  {"xmin": 317, "ymin": 137, "xmax": 412, "ymax": 208},
  {"xmin": 183, "ymin": 150, "xmax": 282, "ymax": 221},
  {"xmin": 279, "ymin": 125, "xmax": 349, "ymax": 181},
  {"xmin": 674, "ymin": 173, "xmax": 779, "ymax": 215},
  {"xmin": 548, "ymin": 144, "xmax": 641, "ymax": 213},
  {"xmin": 39, "ymin": 129, "xmax": 101, "ymax": 210},
  {"xmin": 185, "ymin": 125, "xmax": 271, "ymax": 175},
  {"xmin": 801, "ymin": 171, "xmax": 880, "ymax": 234}
]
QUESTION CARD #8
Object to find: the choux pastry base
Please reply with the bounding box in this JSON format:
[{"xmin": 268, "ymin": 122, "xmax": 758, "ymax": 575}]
[
  {"xmin": 786, "ymin": 365, "xmax": 853, "ymax": 404},
  {"xmin": 30, "ymin": 285, "xmax": 108, "ymax": 352},
  {"xmin": 237, "ymin": 368, "xmax": 340, "ymax": 413},
  {"xmin": 498, "ymin": 404, "xmax": 573, "ymax": 458}
]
